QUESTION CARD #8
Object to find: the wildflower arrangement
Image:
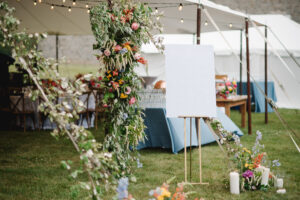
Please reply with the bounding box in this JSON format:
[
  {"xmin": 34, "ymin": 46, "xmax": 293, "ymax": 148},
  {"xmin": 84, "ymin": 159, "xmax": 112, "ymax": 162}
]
[
  {"xmin": 115, "ymin": 177, "xmax": 203, "ymax": 200},
  {"xmin": 211, "ymin": 119, "xmax": 281, "ymax": 192},
  {"xmin": 90, "ymin": 0, "xmax": 163, "ymax": 176},
  {"xmin": 216, "ymin": 79, "xmax": 237, "ymax": 99}
]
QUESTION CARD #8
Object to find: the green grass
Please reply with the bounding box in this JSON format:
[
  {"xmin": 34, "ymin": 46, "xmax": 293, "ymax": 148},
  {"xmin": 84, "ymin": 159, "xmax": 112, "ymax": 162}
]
[{"xmin": 0, "ymin": 109, "xmax": 299, "ymax": 199}]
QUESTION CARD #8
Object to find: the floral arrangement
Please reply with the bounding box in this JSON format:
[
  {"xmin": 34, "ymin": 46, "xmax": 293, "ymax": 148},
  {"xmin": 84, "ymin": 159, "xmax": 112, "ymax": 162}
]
[
  {"xmin": 90, "ymin": 0, "xmax": 163, "ymax": 177},
  {"xmin": 216, "ymin": 79, "xmax": 237, "ymax": 99},
  {"xmin": 75, "ymin": 73, "xmax": 102, "ymax": 89},
  {"xmin": 211, "ymin": 119, "xmax": 281, "ymax": 192},
  {"xmin": 116, "ymin": 177, "xmax": 203, "ymax": 200}
]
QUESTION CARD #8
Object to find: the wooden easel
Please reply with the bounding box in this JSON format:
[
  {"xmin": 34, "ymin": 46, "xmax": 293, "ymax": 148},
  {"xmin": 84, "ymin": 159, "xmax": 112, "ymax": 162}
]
[{"xmin": 179, "ymin": 116, "xmax": 226, "ymax": 185}]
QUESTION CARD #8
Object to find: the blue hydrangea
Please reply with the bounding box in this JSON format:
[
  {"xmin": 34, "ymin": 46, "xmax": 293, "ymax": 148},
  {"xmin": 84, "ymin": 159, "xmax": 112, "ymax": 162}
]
[{"xmin": 116, "ymin": 177, "xmax": 128, "ymax": 200}]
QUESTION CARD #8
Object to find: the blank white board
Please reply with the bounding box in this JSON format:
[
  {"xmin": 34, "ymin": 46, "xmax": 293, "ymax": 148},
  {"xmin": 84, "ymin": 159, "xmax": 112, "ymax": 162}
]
[{"xmin": 165, "ymin": 45, "xmax": 216, "ymax": 118}]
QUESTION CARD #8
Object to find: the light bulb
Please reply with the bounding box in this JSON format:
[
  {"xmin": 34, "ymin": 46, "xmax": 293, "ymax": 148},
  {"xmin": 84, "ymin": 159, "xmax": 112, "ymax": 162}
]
[
  {"xmin": 33, "ymin": 0, "xmax": 37, "ymax": 6},
  {"xmin": 51, "ymin": 5, "xmax": 54, "ymax": 10},
  {"xmin": 62, "ymin": 0, "xmax": 65, "ymax": 3},
  {"xmin": 155, "ymin": 7, "xmax": 158, "ymax": 13},
  {"xmin": 87, "ymin": 8, "xmax": 90, "ymax": 14},
  {"xmin": 85, "ymin": 4, "xmax": 89, "ymax": 8},
  {"xmin": 180, "ymin": 18, "xmax": 184, "ymax": 23},
  {"xmin": 68, "ymin": 7, "xmax": 71, "ymax": 12},
  {"xmin": 156, "ymin": 16, "xmax": 160, "ymax": 20},
  {"xmin": 178, "ymin": 3, "xmax": 183, "ymax": 11},
  {"xmin": 38, "ymin": 0, "xmax": 42, "ymax": 3},
  {"xmin": 204, "ymin": 21, "xmax": 208, "ymax": 26},
  {"xmin": 72, "ymin": 0, "xmax": 76, "ymax": 6},
  {"xmin": 229, "ymin": 23, "xmax": 233, "ymax": 28}
]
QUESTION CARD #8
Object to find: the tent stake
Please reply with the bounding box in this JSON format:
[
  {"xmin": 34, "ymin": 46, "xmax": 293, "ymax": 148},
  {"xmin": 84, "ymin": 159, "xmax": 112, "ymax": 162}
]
[
  {"xmin": 264, "ymin": 25, "xmax": 268, "ymax": 124},
  {"xmin": 245, "ymin": 18, "xmax": 252, "ymax": 135}
]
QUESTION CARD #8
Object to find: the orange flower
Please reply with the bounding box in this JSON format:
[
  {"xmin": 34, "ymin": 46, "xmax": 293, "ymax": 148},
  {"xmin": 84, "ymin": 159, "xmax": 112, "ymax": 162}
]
[{"xmin": 137, "ymin": 57, "xmax": 147, "ymax": 65}]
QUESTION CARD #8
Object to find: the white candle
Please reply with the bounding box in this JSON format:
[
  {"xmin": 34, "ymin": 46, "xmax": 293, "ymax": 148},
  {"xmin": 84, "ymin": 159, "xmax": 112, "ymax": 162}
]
[
  {"xmin": 276, "ymin": 178, "xmax": 283, "ymax": 188},
  {"xmin": 230, "ymin": 172, "xmax": 240, "ymax": 194},
  {"xmin": 261, "ymin": 167, "xmax": 270, "ymax": 186}
]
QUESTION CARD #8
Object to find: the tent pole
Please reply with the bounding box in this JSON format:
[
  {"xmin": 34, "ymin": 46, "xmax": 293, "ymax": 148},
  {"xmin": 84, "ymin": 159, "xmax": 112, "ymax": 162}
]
[
  {"xmin": 196, "ymin": 5, "xmax": 201, "ymax": 44},
  {"xmin": 245, "ymin": 18, "xmax": 252, "ymax": 135},
  {"xmin": 239, "ymin": 29, "xmax": 243, "ymax": 95},
  {"xmin": 264, "ymin": 25, "xmax": 268, "ymax": 124},
  {"xmin": 56, "ymin": 34, "xmax": 59, "ymax": 72}
]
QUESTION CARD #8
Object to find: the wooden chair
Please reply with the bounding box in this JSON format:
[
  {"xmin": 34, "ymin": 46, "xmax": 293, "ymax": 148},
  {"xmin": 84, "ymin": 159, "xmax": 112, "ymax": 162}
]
[
  {"xmin": 78, "ymin": 91, "xmax": 96, "ymax": 128},
  {"xmin": 8, "ymin": 87, "xmax": 36, "ymax": 132},
  {"xmin": 94, "ymin": 89, "xmax": 104, "ymax": 130}
]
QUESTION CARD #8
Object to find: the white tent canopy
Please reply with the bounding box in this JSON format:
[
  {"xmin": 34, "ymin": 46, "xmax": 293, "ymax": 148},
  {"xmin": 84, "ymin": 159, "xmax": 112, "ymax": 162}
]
[
  {"xmin": 6, "ymin": 0, "xmax": 262, "ymax": 35},
  {"xmin": 138, "ymin": 15, "xmax": 300, "ymax": 109}
]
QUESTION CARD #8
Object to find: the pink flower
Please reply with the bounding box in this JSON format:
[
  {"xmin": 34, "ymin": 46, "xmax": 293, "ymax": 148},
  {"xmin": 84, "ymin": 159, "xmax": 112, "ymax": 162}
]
[
  {"xmin": 225, "ymin": 81, "xmax": 231, "ymax": 86},
  {"xmin": 233, "ymin": 84, "xmax": 237, "ymax": 88},
  {"xmin": 104, "ymin": 49, "xmax": 111, "ymax": 56},
  {"xmin": 131, "ymin": 22, "xmax": 139, "ymax": 30},
  {"xmin": 109, "ymin": 88, "xmax": 113, "ymax": 92},
  {"xmin": 129, "ymin": 97, "xmax": 136, "ymax": 105},
  {"xmin": 125, "ymin": 86, "xmax": 131, "ymax": 95},
  {"xmin": 226, "ymin": 91, "xmax": 229, "ymax": 94},
  {"xmin": 95, "ymin": 83, "xmax": 101, "ymax": 88},
  {"xmin": 134, "ymin": 53, "xmax": 141, "ymax": 60},
  {"xmin": 103, "ymin": 104, "xmax": 108, "ymax": 108},
  {"xmin": 114, "ymin": 45, "xmax": 122, "ymax": 52}
]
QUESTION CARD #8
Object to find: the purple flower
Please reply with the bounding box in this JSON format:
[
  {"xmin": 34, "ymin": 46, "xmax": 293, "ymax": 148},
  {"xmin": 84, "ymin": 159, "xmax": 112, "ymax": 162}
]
[
  {"xmin": 116, "ymin": 177, "xmax": 128, "ymax": 200},
  {"xmin": 243, "ymin": 170, "xmax": 253, "ymax": 178}
]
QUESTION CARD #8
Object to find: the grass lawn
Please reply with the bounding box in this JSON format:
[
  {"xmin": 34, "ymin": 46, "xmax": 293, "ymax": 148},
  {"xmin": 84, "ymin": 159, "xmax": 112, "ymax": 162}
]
[{"xmin": 0, "ymin": 109, "xmax": 299, "ymax": 199}]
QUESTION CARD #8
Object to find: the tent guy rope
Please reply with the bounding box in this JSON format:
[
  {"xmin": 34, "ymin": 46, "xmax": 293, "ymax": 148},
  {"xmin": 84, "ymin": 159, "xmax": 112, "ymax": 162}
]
[{"xmin": 202, "ymin": 6, "xmax": 300, "ymax": 153}]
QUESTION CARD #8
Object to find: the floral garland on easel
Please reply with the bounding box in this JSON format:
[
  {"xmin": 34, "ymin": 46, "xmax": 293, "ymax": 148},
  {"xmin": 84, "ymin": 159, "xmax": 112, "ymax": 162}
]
[{"xmin": 90, "ymin": 0, "xmax": 163, "ymax": 176}]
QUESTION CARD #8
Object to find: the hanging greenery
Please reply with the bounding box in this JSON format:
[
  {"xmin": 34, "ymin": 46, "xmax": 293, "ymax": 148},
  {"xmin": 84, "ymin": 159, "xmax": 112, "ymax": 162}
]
[
  {"xmin": 0, "ymin": 0, "xmax": 162, "ymax": 199},
  {"xmin": 90, "ymin": 0, "xmax": 163, "ymax": 176}
]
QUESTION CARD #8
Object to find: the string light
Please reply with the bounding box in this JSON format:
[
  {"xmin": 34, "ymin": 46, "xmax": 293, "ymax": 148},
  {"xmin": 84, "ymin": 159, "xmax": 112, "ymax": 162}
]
[
  {"xmin": 38, "ymin": 0, "xmax": 42, "ymax": 3},
  {"xmin": 180, "ymin": 18, "xmax": 184, "ymax": 23},
  {"xmin": 178, "ymin": 3, "xmax": 183, "ymax": 11},
  {"xmin": 85, "ymin": 4, "xmax": 89, "ymax": 8},
  {"xmin": 204, "ymin": 21, "xmax": 208, "ymax": 26},
  {"xmin": 51, "ymin": 4, "xmax": 54, "ymax": 10},
  {"xmin": 62, "ymin": 0, "xmax": 66, "ymax": 3},
  {"xmin": 72, "ymin": 0, "xmax": 76, "ymax": 6},
  {"xmin": 68, "ymin": 6, "xmax": 71, "ymax": 12},
  {"xmin": 87, "ymin": 8, "xmax": 90, "ymax": 14},
  {"xmin": 33, "ymin": 0, "xmax": 37, "ymax": 6},
  {"xmin": 229, "ymin": 23, "xmax": 233, "ymax": 28},
  {"xmin": 156, "ymin": 16, "xmax": 160, "ymax": 20},
  {"xmin": 155, "ymin": 7, "xmax": 158, "ymax": 13}
]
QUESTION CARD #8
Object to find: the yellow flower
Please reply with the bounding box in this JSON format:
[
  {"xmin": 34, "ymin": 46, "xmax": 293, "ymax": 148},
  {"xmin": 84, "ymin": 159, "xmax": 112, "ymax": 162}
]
[
  {"xmin": 107, "ymin": 74, "xmax": 112, "ymax": 79},
  {"xmin": 161, "ymin": 188, "xmax": 171, "ymax": 197},
  {"xmin": 123, "ymin": 43, "xmax": 132, "ymax": 51},
  {"xmin": 107, "ymin": 70, "xmax": 111, "ymax": 74},
  {"xmin": 228, "ymin": 86, "xmax": 233, "ymax": 92},
  {"xmin": 232, "ymin": 80, "xmax": 237, "ymax": 85},
  {"xmin": 119, "ymin": 79, "xmax": 124, "ymax": 84},
  {"xmin": 245, "ymin": 163, "xmax": 249, "ymax": 168},
  {"xmin": 120, "ymin": 93, "xmax": 128, "ymax": 99}
]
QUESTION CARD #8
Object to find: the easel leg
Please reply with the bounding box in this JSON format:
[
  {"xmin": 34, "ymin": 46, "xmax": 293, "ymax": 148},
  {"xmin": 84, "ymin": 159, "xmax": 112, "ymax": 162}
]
[
  {"xmin": 184, "ymin": 117, "xmax": 187, "ymax": 183},
  {"xmin": 190, "ymin": 117, "xmax": 192, "ymax": 182},
  {"xmin": 197, "ymin": 117, "xmax": 202, "ymax": 183}
]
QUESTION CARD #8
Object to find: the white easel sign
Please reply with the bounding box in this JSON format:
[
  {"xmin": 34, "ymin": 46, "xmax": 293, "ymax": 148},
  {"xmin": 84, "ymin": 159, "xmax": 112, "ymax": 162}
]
[{"xmin": 165, "ymin": 45, "xmax": 216, "ymax": 118}]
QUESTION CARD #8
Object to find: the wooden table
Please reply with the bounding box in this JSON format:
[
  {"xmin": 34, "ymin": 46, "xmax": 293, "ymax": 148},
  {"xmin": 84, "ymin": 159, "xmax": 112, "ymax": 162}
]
[{"xmin": 216, "ymin": 95, "xmax": 247, "ymax": 128}]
